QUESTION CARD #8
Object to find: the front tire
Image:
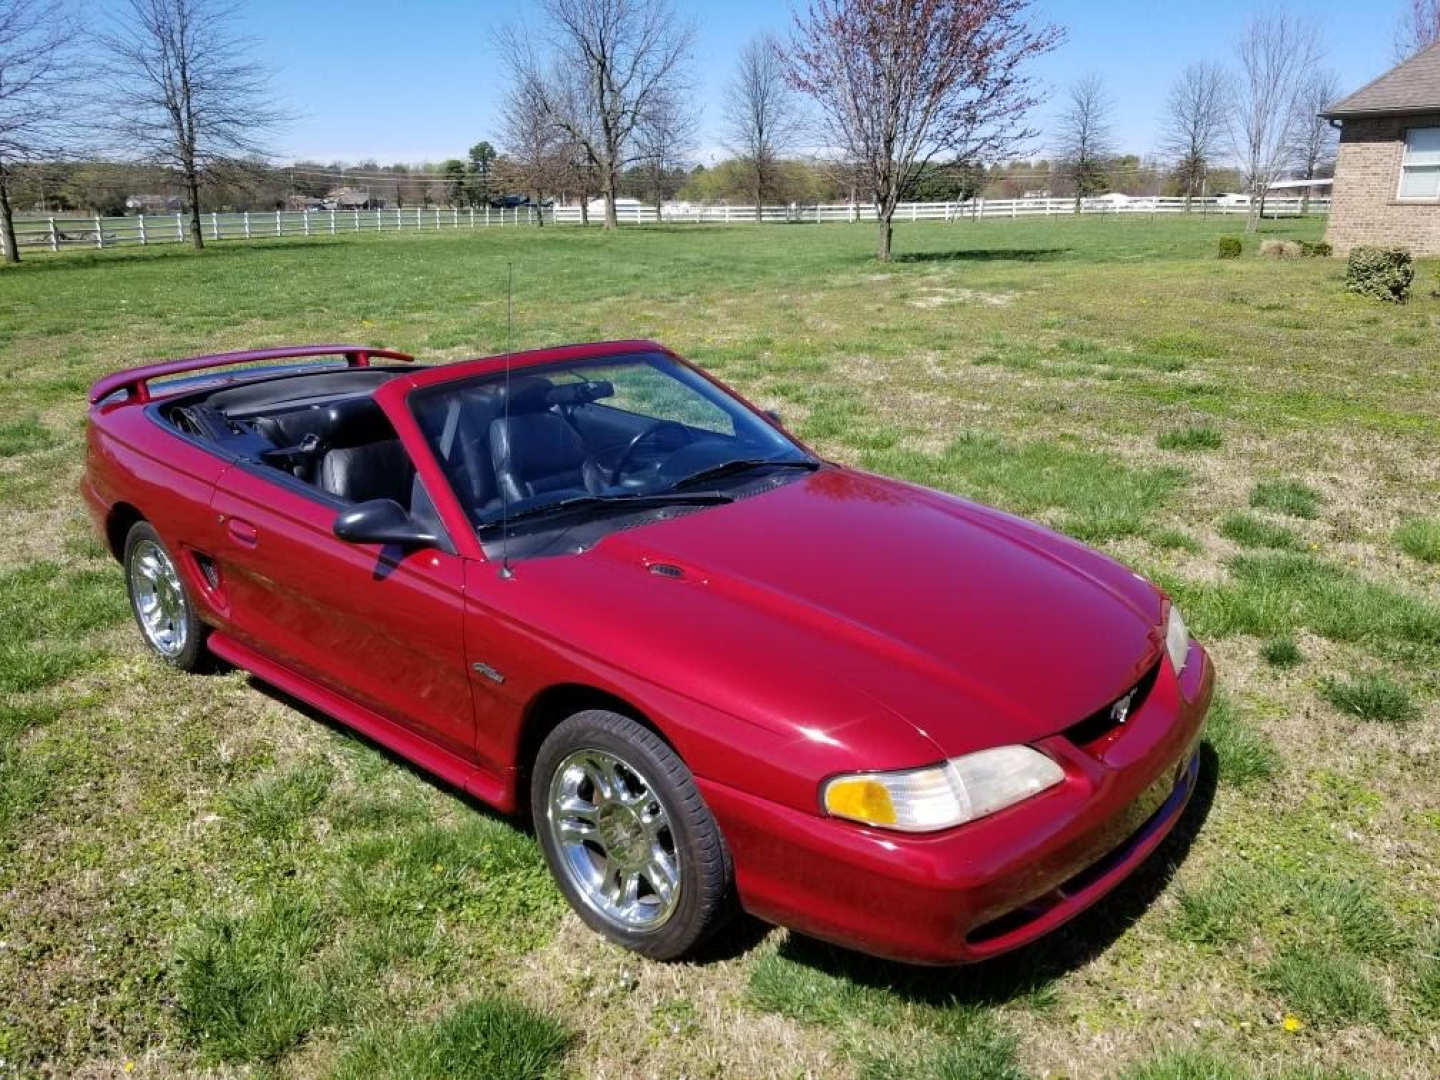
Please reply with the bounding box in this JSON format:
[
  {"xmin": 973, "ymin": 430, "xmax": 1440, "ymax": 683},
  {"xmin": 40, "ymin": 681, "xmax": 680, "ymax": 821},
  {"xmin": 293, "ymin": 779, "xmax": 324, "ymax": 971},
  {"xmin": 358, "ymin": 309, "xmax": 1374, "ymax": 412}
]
[
  {"xmin": 123, "ymin": 521, "xmax": 209, "ymax": 672},
  {"xmin": 532, "ymin": 709, "xmax": 734, "ymax": 960}
]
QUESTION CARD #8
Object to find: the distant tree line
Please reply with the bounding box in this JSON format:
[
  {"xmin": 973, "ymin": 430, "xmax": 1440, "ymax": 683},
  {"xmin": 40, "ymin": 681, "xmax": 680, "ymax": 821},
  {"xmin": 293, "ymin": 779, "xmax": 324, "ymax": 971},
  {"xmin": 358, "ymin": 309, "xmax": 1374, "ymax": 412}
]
[{"xmin": 4, "ymin": 0, "xmax": 1433, "ymax": 263}]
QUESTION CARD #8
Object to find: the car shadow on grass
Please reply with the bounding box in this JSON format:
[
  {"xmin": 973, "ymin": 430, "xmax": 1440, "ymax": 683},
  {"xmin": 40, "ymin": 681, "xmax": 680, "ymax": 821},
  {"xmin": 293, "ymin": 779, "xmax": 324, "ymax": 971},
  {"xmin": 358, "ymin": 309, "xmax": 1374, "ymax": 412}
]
[
  {"xmin": 892, "ymin": 247, "xmax": 1071, "ymax": 264},
  {"xmin": 242, "ymin": 675, "xmax": 519, "ymax": 827},
  {"xmin": 239, "ymin": 669, "xmax": 1216, "ymax": 991},
  {"xmin": 766, "ymin": 743, "xmax": 1219, "ymax": 1006}
]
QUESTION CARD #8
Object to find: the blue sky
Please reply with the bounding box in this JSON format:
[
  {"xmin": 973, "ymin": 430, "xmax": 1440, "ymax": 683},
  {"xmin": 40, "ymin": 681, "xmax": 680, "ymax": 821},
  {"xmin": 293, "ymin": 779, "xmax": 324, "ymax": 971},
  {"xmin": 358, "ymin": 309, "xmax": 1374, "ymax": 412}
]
[{"xmin": 227, "ymin": 0, "xmax": 1399, "ymax": 166}]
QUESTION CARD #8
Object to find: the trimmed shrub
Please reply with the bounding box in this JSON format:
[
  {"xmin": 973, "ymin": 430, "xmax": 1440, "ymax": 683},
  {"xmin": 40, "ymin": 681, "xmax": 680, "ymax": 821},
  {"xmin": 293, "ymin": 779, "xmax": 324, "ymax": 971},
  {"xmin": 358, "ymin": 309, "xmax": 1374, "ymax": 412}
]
[
  {"xmin": 1300, "ymin": 240, "xmax": 1332, "ymax": 257},
  {"xmin": 1217, "ymin": 236, "xmax": 1242, "ymax": 259},
  {"xmin": 1345, "ymin": 246, "xmax": 1413, "ymax": 302},
  {"xmin": 1259, "ymin": 239, "xmax": 1302, "ymax": 259}
]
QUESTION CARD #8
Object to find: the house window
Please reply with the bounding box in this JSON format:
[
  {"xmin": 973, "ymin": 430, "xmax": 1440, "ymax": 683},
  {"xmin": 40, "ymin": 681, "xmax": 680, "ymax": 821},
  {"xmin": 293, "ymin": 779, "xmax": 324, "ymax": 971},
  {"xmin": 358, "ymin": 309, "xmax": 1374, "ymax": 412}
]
[{"xmin": 1399, "ymin": 127, "xmax": 1440, "ymax": 198}]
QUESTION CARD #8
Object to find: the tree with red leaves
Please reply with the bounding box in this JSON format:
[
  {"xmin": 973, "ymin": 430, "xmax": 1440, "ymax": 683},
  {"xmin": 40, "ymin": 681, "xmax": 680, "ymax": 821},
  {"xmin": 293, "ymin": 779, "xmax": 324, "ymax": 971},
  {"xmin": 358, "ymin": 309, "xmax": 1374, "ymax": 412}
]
[{"xmin": 786, "ymin": 0, "xmax": 1061, "ymax": 260}]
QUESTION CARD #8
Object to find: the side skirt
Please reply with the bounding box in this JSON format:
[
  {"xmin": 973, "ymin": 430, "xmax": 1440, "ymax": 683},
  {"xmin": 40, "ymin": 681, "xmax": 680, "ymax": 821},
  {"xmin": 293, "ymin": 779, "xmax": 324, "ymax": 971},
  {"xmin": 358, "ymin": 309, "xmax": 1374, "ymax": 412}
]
[{"xmin": 207, "ymin": 631, "xmax": 515, "ymax": 813}]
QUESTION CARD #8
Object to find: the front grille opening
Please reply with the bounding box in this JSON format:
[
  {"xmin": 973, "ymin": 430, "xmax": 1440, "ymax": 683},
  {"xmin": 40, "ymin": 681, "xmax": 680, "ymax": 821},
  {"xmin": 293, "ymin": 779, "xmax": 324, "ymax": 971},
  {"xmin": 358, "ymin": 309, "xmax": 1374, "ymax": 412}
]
[{"xmin": 1063, "ymin": 660, "xmax": 1160, "ymax": 752}]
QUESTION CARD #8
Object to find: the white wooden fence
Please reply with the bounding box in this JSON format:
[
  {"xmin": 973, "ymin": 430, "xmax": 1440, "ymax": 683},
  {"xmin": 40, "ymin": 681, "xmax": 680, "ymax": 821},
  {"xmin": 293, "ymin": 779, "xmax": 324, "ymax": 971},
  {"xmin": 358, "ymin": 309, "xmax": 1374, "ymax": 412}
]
[
  {"xmin": 566, "ymin": 195, "xmax": 1330, "ymax": 225},
  {"xmin": 10, "ymin": 195, "xmax": 1329, "ymax": 252}
]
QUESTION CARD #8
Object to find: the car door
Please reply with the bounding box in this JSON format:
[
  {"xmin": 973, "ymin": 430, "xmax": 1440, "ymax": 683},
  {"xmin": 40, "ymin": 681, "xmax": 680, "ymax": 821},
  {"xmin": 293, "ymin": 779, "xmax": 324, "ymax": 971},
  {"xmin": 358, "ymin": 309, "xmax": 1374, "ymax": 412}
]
[{"xmin": 207, "ymin": 462, "xmax": 475, "ymax": 761}]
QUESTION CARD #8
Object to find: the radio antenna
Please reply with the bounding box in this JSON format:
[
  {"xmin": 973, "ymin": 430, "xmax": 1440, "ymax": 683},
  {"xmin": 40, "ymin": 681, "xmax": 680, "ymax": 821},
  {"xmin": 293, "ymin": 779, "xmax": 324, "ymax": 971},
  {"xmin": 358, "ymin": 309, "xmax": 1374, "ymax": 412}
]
[{"xmin": 498, "ymin": 261, "xmax": 515, "ymax": 581}]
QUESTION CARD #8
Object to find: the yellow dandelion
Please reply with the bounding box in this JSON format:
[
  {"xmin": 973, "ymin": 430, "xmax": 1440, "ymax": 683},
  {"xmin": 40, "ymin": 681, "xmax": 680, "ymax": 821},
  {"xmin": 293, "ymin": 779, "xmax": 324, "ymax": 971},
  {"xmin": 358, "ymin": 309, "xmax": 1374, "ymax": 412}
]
[{"xmin": 1282, "ymin": 1014, "xmax": 1303, "ymax": 1032}]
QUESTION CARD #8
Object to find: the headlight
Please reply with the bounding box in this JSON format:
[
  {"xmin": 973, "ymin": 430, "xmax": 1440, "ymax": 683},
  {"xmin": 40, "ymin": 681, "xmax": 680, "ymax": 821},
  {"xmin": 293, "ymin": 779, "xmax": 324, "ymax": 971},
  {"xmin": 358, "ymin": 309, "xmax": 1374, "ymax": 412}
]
[
  {"xmin": 821, "ymin": 745, "xmax": 1065, "ymax": 832},
  {"xmin": 1165, "ymin": 603, "xmax": 1190, "ymax": 675}
]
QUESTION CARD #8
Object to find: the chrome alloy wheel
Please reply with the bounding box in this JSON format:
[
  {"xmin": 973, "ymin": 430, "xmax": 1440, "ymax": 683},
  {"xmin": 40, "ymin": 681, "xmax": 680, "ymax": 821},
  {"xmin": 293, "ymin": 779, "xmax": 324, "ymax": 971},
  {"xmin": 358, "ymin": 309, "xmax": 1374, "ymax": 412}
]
[
  {"xmin": 128, "ymin": 538, "xmax": 188, "ymax": 658},
  {"xmin": 546, "ymin": 748, "xmax": 682, "ymax": 932}
]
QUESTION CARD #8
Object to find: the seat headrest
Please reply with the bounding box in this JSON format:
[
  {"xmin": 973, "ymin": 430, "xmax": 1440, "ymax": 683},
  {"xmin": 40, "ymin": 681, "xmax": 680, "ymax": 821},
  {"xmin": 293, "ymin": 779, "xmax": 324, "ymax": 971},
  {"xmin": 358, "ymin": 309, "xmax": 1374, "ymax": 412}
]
[
  {"xmin": 323, "ymin": 396, "xmax": 396, "ymax": 448},
  {"xmin": 547, "ymin": 380, "xmax": 614, "ymax": 407},
  {"xmin": 495, "ymin": 376, "xmax": 555, "ymax": 414}
]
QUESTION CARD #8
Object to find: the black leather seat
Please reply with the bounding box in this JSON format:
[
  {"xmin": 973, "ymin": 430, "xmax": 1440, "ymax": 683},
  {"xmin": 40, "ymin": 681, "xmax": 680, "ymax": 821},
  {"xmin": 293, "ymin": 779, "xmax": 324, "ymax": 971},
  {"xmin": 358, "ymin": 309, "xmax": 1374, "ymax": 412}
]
[
  {"xmin": 312, "ymin": 397, "xmax": 414, "ymax": 506},
  {"xmin": 488, "ymin": 380, "xmax": 604, "ymax": 503},
  {"xmin": 320, "ymin": 440, "xmax": 413, "ymax": 505}
]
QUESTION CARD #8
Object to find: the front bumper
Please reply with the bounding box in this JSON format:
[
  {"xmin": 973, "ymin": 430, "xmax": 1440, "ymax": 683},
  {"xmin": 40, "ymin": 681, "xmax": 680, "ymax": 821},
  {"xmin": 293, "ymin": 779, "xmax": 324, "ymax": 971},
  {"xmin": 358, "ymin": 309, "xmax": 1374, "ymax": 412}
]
[{"xmin": 698, "ymin": 642, "xmax": 1214, "ymax": 965}]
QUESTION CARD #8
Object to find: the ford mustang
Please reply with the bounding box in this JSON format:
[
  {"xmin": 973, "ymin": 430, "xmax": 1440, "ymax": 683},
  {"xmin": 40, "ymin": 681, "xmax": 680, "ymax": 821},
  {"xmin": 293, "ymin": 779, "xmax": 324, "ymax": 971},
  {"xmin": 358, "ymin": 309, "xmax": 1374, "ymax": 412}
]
[{"xmin": 82, "ymin": 340, "xmax": 1213, "ymax": 964}]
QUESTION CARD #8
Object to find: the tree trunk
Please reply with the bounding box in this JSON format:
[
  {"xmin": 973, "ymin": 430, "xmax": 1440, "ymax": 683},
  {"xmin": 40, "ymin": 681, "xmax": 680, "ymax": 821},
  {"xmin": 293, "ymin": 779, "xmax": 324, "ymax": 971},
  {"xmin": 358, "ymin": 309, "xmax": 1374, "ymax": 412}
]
[
  {"xmin": 754, "ymin": 171, "xmax": 763, "ymax": 222},
  {"xmin": 875, "ymin": 214, "xmax": 893, "ymax": 261},
  {"xmin": 604, "ymin": 167, "xmax": 619, "ymax": 229},
  {"xmin": 186, "ymin": 170, "xmax": 205, "ymax": 250},
  {"xmin": 0, "ymin": 171, "xmax": 19, "ymax": 264},
  {"xmin": 580, "ymin": 197, "xmax": 589, "ymax": 226}
]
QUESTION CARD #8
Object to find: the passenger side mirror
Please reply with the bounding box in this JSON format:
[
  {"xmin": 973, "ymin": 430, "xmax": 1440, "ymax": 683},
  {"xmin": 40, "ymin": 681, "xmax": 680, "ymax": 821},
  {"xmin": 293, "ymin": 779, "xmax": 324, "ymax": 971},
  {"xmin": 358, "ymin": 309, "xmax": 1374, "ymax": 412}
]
[
  {"xmin": 333, "ymin": 498, "xmax": 439, "ymax": 549},
  {"xmin": 764, "ymin": 408, "xmax": 783, "ymax": 426}
]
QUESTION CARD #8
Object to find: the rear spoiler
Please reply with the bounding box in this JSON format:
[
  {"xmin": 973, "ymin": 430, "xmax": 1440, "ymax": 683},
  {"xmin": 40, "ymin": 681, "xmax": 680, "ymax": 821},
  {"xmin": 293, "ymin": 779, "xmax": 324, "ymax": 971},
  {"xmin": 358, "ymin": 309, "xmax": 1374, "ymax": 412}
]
[{"xmin": 87, "ymin": 343, "xmax": 415, "ymax": 405}]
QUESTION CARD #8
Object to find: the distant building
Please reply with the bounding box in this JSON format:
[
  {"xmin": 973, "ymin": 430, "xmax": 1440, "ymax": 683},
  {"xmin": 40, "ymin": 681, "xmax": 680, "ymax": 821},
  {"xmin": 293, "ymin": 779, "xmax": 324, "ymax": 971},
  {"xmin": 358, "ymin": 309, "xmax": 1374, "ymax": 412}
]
[
  {"xmin": 323, "ymin": 187, "xmax": 379, "ymax": 210},
  {"xmin": 586, "ymin": 196, "xmax": 644, "ymax": 216},
  {"xmin": 125, "ymin": 194, "xmax": 183, "ymax": 213},
  {"xmin": 286, "ymin": 195, "xmax": 326, "ymax": 211},
  {"xmin": 1324, "ymin": 40, "xmax": 1440, "ymax": 254}
]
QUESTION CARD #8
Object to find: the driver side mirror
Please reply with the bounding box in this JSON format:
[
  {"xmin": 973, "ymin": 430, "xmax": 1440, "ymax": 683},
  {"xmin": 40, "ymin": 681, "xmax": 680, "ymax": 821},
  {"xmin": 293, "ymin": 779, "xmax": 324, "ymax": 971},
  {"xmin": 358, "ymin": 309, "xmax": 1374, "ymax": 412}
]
[
  {"xmin": 333, "ymin": 499, "xmax": 439, "ymax": 549},
  {"xmin": 764, "ymin": 408, "xmax": 783, "ymax": 426}
]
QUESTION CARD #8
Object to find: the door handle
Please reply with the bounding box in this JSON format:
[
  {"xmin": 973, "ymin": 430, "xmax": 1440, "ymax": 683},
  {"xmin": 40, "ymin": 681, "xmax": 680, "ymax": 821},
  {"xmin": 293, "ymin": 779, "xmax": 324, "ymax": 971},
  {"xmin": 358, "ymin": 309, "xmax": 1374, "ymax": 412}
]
[{"xmin": 226, "ymin": 518, "xmax": 259, "ymax": 547}]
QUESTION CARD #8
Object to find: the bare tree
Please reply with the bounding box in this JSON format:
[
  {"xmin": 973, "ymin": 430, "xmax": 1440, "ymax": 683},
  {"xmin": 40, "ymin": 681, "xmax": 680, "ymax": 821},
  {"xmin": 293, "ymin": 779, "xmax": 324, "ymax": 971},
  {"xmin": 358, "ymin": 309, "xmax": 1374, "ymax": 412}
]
[
  {"xmin": 1395, "ymin": 0, "xmax": 1440, "ymax": 60},
  {"xmin": 634, "ymin": 90, "xmax": 695, "ymax": 218},
  {"xmin": 788, "ymin": 0, "xmax": 1060, "ymax": 261},
  {"xmin": 1287, "ymin": 69, "xmax": 1340, "ymax": 212},
  {"xmin": 1229, "ymin": 11, "xmax": 1322, "ymax": 232},
  {"xmin": 1055, "ymin": 74, "xmax": 1113, "ymax": 211},
  {"xmin": 0, "ymin": 0, "xmax": 76, "ymax": 263},
  {"xmin": 501, "ymin": 0, "xmax": 694, "ymax": 229},
  {"xmin": 724, "ymin": 34, "xmax": 800, "ymax": 220},
  {"xmin": 1160, "ymin": 62, "xmax": 1231, "ymax": 209},
  {"xmin": 98, "ymin": 0, "xmax": 281, "ymax": 249},
  {"xmin": 501, "ymin": 71, "xmax": 562, "ymax": 226}
]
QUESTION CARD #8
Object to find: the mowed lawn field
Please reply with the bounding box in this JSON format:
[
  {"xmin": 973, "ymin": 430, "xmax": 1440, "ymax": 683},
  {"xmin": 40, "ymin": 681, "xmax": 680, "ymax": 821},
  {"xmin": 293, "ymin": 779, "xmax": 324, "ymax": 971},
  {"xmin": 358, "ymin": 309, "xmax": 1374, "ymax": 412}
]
[{"xmin": 2, "ymin": 217, "xmax": 1438, "ymax": 1080}]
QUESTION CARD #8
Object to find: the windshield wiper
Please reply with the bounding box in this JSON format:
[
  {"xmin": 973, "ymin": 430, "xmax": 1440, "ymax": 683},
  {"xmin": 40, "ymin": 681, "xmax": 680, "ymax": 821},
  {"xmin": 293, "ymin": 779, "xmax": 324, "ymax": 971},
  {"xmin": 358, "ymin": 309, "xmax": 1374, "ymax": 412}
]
[
  {"xmin": 672, "ymin": 457, "xmax": 819, "ymax": 489},
  {"xmin": 478, "ymin": 491, "xmax": 733, "ymax": 532}
]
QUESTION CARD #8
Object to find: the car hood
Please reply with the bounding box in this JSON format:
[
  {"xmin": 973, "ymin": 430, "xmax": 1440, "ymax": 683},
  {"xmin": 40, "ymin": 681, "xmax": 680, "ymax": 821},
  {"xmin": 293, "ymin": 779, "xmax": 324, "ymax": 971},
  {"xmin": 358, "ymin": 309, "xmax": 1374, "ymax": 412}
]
[{"xmin": 500, "ymin": 466, "xmax": 1165, "ymax": 762}]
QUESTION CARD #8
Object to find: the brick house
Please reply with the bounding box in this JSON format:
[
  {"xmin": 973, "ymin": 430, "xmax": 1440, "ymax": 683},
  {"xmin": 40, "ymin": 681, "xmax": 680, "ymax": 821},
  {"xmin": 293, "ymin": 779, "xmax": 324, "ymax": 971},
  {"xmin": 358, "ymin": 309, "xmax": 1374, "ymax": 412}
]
[{"xmin": 1325, "ymin": 42, "xmax": 1440, "ymax": 254}]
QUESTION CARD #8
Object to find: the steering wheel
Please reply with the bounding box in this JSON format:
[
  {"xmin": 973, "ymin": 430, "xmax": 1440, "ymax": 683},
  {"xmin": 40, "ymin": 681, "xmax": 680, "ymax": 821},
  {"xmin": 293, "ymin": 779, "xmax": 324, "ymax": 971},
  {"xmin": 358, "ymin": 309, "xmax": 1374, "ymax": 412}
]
[{"xmin": 610, "ymin": 420, "xmax": 691, "ymax": 484}]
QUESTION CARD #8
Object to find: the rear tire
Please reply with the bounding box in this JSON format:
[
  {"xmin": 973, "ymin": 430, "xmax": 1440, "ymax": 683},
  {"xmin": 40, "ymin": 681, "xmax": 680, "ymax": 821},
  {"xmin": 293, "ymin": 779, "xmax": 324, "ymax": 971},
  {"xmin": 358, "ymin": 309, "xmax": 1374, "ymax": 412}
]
[
  {"xmin": 532, "ymin": 709, "xmax": 734, "ymax": 960},
  {"xmin": 123, "ymin": 521, "xmax": 209, "ymax": 672}
]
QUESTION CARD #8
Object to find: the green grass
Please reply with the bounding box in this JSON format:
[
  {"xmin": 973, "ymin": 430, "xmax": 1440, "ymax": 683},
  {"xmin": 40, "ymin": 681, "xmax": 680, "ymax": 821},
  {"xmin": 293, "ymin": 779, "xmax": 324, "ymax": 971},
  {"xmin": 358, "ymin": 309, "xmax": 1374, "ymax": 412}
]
[
  {"xmin": 0, "ymin": 562, "xmax": 126, "ymax": 692},
  {"xmin": 1202, "ymin": 695, "xmax": 1279, "ymax": 786},
  {"xmin": 1262, "ymin": 944, "xmax": 1388, "ymax": 1028},
  {"xmin": 1260, "ymin": 637, "xmax": 1304, "ymax": 668},
  {"xmin": 1169, "ymin": 552, "xmax": 1440, "ymax": 664},
  {"xmin": 1218, "ymin": 512, "xmax": 1303, "ymax": 551},
  {"xmin": 1156, "ymin": 424, "xmax": 1223, "ymax": 451},
  {"xmin": 176, "ymin": 892, "xmax": 341, "ymax": 1063},
  {"xmin": 1318, "ymin": 672, "xmax": 1422, "ymax": 725},
  {"xmin": 334, "ymin": 998, "xmax": 571, "ymax": 1080},
  {"xmin": 0, "ymin": 416, "xmax": 57, "ymax": 457},
  {"xmin": 1249, "ymin": 479, "xmax": 1323, "ymax": 520},
  {"xmin": 1394, "ymin": 516, "xmax": 1440, "ymax": 563},
  {"xmin": 862, "ymin": 431, "xmax": 1185, "ymax": 543},
  {"xmin": 3, "ymin": 216, "xmax": 1438, "ymax": 1080},
  {"xmin": 859, "ymin": 1009, "xmax": 1025, "ymax": 1080}
]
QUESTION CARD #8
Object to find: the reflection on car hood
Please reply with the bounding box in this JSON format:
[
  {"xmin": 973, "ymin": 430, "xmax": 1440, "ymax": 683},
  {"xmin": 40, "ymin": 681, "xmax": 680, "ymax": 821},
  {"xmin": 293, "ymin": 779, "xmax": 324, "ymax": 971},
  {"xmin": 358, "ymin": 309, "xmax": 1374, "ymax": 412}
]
[{"xmin": 508, "ymin": 466, "xmax": 1165, "ymax": 760}]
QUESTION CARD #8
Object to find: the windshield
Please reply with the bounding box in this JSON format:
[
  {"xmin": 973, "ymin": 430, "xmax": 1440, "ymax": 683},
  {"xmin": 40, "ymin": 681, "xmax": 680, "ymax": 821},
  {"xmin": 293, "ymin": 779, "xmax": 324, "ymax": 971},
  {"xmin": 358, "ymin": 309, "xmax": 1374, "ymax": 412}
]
[{"xmin": 409, "ymin": 352, "xmax": 813, "ymax": 533}]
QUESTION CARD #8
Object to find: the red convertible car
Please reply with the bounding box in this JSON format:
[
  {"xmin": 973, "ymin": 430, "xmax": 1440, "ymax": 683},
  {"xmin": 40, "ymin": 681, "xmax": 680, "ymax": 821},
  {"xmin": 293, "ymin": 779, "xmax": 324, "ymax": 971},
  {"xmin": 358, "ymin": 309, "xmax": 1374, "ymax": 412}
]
[{"xmin": 83, "ymin": 340, "xmax": 1213, "ymax": 965}]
